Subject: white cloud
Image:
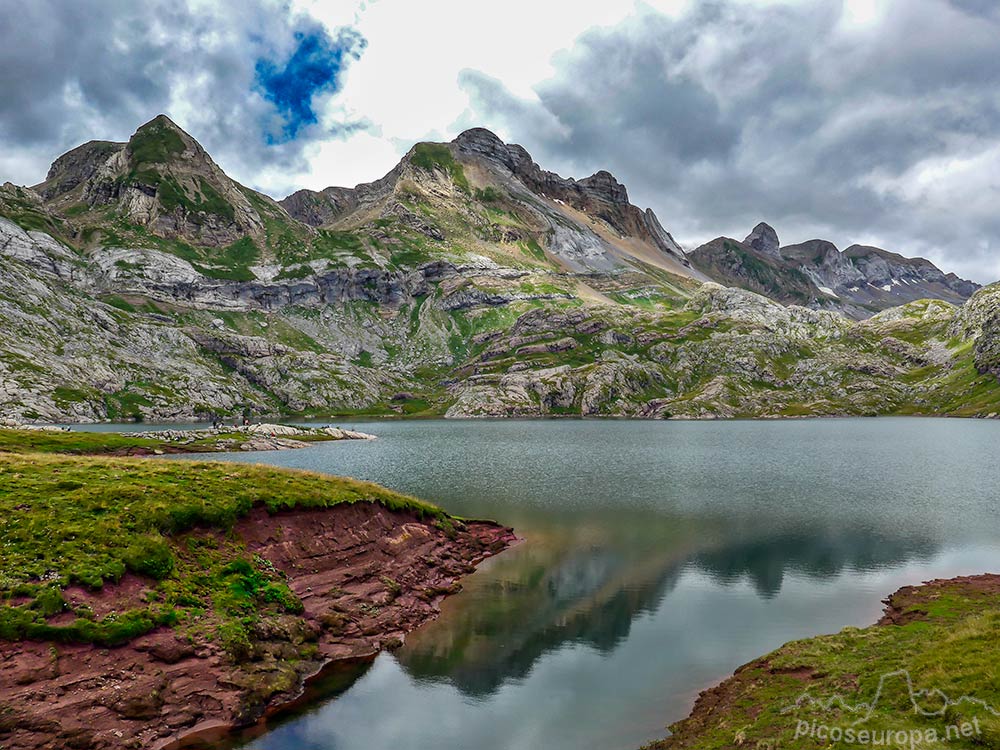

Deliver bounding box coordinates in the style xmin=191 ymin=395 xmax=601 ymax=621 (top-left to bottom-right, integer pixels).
xmin=266 ymin=0 xmax=694 ymax=194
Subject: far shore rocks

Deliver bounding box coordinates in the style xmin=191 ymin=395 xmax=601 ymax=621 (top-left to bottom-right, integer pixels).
xmin=0 ymin=421 xmax=376 ymax=452
xmin=132 ymin=423 xmax=376 ymax=452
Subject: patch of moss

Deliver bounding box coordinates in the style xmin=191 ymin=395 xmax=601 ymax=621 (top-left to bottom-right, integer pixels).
xmin=128 ymin=120 xmax=186 ymax=166
xmin=411 ymin=143 xmax=470 ymax=193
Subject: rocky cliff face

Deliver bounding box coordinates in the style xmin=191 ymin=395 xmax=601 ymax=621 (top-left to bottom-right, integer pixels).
xmin=451 ymin=128 xmax=691 ymax=268
xmin=35 ymin=140 xmax=125 ymax=202
xmin=743 ymin=222 xmax=780 ymax=257
xmin=280 ymin=186 xmax=358 ymax=227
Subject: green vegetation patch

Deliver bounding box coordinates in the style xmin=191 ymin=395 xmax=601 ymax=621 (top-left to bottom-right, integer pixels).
xmin=152 ymin=175 xmax=236 ymax=224
xmin=475 ymin=186 xmax=504 ymax=203
xmin=0 ymin=429 xmax=162 ymax=455
xmin=0 ymin=186 xmax=68 ymax=238
xmin=128 ymin=120 xmax=186 ymax=166
xmin=0 ymin=453 xmax=445 ymax=652
xmin=411 ymin=143 xmax=470 ymax=192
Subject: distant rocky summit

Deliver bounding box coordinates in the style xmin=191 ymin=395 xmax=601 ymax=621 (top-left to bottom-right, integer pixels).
xmin=743 ymin=222 xmax=781 ymax=257
xmin=0 ymin=116 xmax=997 ymax=423
xmin=689 ymin=222 xmax=979 ymax=318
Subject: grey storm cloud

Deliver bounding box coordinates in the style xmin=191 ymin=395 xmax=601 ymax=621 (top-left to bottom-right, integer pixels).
xmin=0 ymin=0 xmax=365 ymax=194
xmin=460 ymin=0 xmax=1000 ymax=283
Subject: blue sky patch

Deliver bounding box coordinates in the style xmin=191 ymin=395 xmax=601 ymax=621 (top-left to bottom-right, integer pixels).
xmin=255 ymin=26 xmax=366 ymax=143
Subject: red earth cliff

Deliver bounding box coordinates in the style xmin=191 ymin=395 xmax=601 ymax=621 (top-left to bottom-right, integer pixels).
xmin=0 ymin=504 xmax=515 ymax=750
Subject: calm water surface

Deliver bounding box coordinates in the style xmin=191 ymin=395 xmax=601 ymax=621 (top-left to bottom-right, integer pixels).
xmin=152 ymin=418 xmax=1000 ymax=750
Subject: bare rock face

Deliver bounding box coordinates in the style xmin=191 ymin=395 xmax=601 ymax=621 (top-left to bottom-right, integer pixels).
xmin=280 ymin=186 xmax=358 ymax=227
xmin=782 ymin=239 xmax=866 ymax=291
xmin=0 ymin=217 xmax=89 ymax=283
xmin=451 ymin=127 xmax=525 ymax=171
xmin=743 ymin=222 xmax=780 ymax=257
xmin=451 ymin=128 xmax=690 ymax=266
xmin=784 ymin=240 xmax=980 ymax=310
xmin=577 ymin=169 xmax=631 ymax=205
xmin=974 ymin=312 xmax=1000 ymax=379
xmin=34 ymin=140 xmax=125 ymax=202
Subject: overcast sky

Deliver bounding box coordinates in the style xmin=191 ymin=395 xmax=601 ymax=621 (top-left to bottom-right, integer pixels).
xmin=1 ymin=0 xmax=998 ymax=282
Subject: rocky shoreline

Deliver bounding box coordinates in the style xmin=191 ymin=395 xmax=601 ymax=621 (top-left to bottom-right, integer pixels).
xmin=0 ymin=504 xmax=515 ymax=750
xmin=0 ymin=422 xmax=376 ymax=454
xmin=128 ymin=423 xmax=377 ymax=453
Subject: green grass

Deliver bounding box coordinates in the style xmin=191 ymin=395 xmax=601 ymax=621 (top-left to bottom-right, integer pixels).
xmin=149 ymin=174 xmax=235 ymax=223
xmin=0 ymin=187 xmax=68 ymax=239
xmin=103 ymin=294 xmax=137 ymax=313
xmin=411 ymin=143 xmax=470 ymax=192
xmin=104 ymin=389 xmax=155 ymax=421
xmin=0 ymin=429 xmax=162 ymax=455
xmin=475 ymin=186 xmax=504 ymax=203
xmin=520 ymin=238 xmax=548 ymax=262
xmin=653 ymin=578 xmax=1000 ymax=750
xmin=0 ymin=452 xmax=446 ymax=652
xmin=128 ymin=119 xmax=186 ymax=166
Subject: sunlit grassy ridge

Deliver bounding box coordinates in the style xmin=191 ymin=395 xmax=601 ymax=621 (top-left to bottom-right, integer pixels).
xmin=0 ymin=453 xmax=445 ymax=653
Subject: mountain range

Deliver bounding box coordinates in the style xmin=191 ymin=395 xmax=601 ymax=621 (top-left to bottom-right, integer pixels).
xmin=689 ymin=222 xmax=979 ymax=318
xmin=1 ymin=115 xmax=998 ymax=422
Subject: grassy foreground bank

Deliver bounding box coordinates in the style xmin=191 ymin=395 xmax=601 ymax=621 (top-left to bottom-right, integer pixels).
xmin=651 ymin=576 xmax=1000 ymax=750
xmin=0 ymin=452 xmax=446 ymax=653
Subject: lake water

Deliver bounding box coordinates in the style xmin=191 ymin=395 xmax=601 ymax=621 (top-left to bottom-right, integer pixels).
xmin=156 ymin=418 xmax=1000 ymax=750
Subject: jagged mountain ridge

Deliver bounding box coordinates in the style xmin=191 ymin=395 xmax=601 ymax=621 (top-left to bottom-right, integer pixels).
xmin=1 ymin=115 xmax=998 ymax=423
xmin=689 ymin=222 xmax=979 ymax=318
xmin=278 ymin=126 xmax=698 ymax=281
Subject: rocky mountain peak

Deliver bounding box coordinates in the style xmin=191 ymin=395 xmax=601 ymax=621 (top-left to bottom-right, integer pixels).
xmin=453 ymin=127 xmax=506 ymax=151
xmin=451 ymin=127 xmax=532 ymax=174
xmin=34 ymin=114 xmax=275 ymax=249
xmin=744 ymin=222 xmax=780 ymax=257
xmin=452 ymin=128 xmax=686 ymax=265
xmin=578 ymin=170 xmax=630 ymax=206
xmin=781 ymin=239 xmax=841 ymax=263
xmin=126 ymin=114 xmax=210 ymax=168
xmin=35 ymin=140 xmax=125 ymax=202
xmin=692 ymin=228 xmax=981 ymax=317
